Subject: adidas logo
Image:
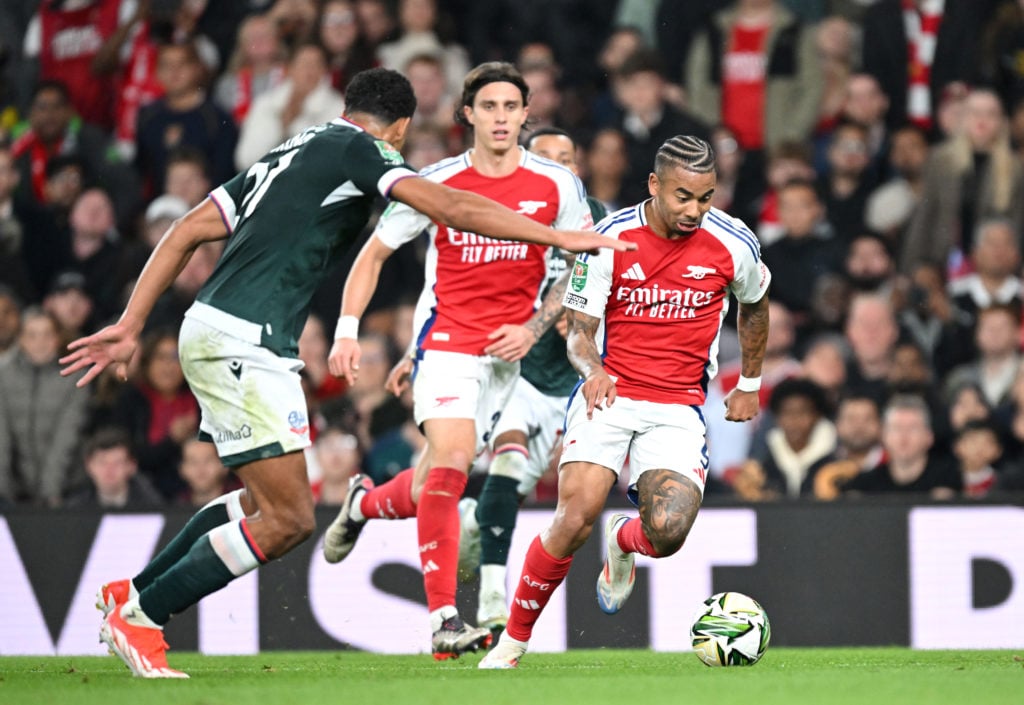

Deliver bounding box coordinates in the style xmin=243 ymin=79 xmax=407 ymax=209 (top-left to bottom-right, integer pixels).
xmin=621 ymin=263 xmax=647 ymax=280
xmin=515 ymin=598 xmax=541 ymax=610
xmin=422 ymin=559 xmax=440 ymax=574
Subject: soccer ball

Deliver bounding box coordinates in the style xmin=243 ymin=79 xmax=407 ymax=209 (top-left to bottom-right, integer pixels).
xmin=690 ymin=591 xmax=771 ymax=667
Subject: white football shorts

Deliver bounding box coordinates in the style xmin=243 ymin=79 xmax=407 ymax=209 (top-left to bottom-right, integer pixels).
xmin=412 ymin=349 xmax=519 ymax=454
xmin=491 ymin=376 xmax=570 ymax=495
xmin=179 ymin=310 xmax=311 ymax=467
xmin=559 ymin=392 xmax=709 ymax=502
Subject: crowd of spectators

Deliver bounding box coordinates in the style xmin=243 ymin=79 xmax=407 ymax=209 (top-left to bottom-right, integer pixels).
xmin=2 ymin=0 xmax=1024 ymax=510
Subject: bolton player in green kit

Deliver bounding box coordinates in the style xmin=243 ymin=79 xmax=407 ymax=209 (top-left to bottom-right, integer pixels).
xmin=59 ymin=68 xmax=633 ymax=678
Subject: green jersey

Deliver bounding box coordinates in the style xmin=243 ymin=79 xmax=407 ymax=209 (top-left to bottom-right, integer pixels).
xmin=519 ymin=196 xmax=608 ymax=396
xmin=197 ymin=119 xmax=416 ymax=356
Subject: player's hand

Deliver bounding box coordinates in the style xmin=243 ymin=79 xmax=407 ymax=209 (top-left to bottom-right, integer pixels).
xmin=581 ymin=367 xmax=617 ymax=420
xmin=556 ymin=230 xmax=638 ymax=255
xmin=724 ymin=389 xmax=760 ymax=422
xmin=59 ymin=322 xmax=139 ymax=388
xmin=328 ymin=338 xmax=361 ymax=386
xmin=385 ymin=356 xmax=414 ymax=396
xmin=485 ymin=324 xmax=537 ymax=362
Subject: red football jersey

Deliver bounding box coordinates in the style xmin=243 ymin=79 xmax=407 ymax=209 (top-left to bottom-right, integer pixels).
xmin=563 ymin=204 xmax=771 ymax=405
xmin=375 ymin=148 xmax=592 ymax=355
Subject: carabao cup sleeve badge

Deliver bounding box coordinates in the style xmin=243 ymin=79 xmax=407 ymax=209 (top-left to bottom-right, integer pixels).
xmin=571 ymin=261 xmax=588 ymax=292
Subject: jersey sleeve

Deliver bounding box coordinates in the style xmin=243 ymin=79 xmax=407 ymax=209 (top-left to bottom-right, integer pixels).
xmin=729 ymin=241 xmax=772 ymax=304
xmin=208 ymin=170 xmax=249 ymax=233
xmin=562 ymin=250 xmax=614 ymax=319
xmin=373 ymin=199 xmax=433 ymax=249
xmin=344 ymin=134 xmax=417 ymax=198
xmin=551 ymin=170 xmax=593 ymax=231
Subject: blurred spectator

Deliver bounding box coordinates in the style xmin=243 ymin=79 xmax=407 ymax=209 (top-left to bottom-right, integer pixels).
xmin=377 ymin=0 xmax=470 ymax=94
xmin=584 ymin=128 xmax=628 ymax=213
xmin=42 ymin=271 xmax=94 ymax=345
xmin=235 ymin=42 xmax=345 ymax=170
xmin=520 ymin=62 xmax=562 ymax=133
xmin=52 ymin=188 xmax=124 ymax=323
xmin=935 ymin=80 xmax=971 ymax=139
xmin=828 ymin=74 xmax=893 ymax=185
xmin=709 ymin=124 xmax=758 ymax=226
xmin=22 ymin=0 xmax=138 ymax=129
xmin=11 ymin=79 xmax=139 ymax=228
xmin=110 ymin=328 xmax=199 ymax=499
xmin=899 ymin=261 xmax=970 ymax=379
xmin=590 ymin=26 xmax=647 ymax=129
xmin=945 ymin=380 xmax=995 ymax=436
xmin=944 ymin=303 xmax=1022 ymax=409
xmin=844 ymin=231 xmax=898 ymax=296
xmin=402 ymin=123 xmax=450 ymax=170
xmin=902 ymin=87 xmax=1024 ymax=277
xmin=981 ymin=0 xmax=1024 ymax=112
xmin=686 ymin=0 xmax=822 ymax=162
xmin=610 ymin=48 xmax=710 ymax=205
xmin=266 ymin=0 xmax=319 ymax=51
xmin=0 ymin=144 xmax=38 ymax=304
xmin=811 ymin=393 xmax=885 ymax=500
xmin=734 ymin=377 xmax=837 ymax=501
xmin=707 ymin=300 xmax=803 ymax=483
xmin=754 ymin=139 xmax=816 ymax=246
xmin=405 ymin=53 xmax=456 ymax=132
xmin=800 ymin=333 xmax=849 ymax=406
xmin=298 ymin=312 xmax=347 ymax=406
xmin=164 ymin=147 xmax=212 ymax=209
xmin=310 ymin=426 xmax=361 ymax=504
xmin=842 ymin=394 xmax=960 ymax=498
xmin=948 ymin=218 xmax=1023 ymax=335
xmin=864 ymin=123 xmax=929 ymax=245
xmin=952 ymin=419 xmax=1006 ymax=498
xmin=814 ymin=16 xmax=859 ymax=137
xmin=176 ymin=437 xmax=239 ymax=507
xmin=136 ymin=38 xmax=237 ymax=195
xmin=41 ymin=154 xmax=87 ymax=230
xmin=214 ymin=13 xmax=287 ymax=126
xmin=817 ymin=120 xmax=876 ymax=243
xmin=860 ymin=0 xmax=992 ymax=132
xmin=0 ymin=286 xmax=21 ymax=368
xmin=355 ymin=0 xmax=398 ymax=50
xmin=143 ymin=240 xmax=223 ymax=334
xmin=66 ymin=426 xmax=164 ymax=508
xmin=761 ymin=179 xmax=843 ymax=335
xmin=844 ymin=292 xmax=901 ymax=405
xmin=0 ymin=307 xmax=88 ymax=507
xmin=346 ymin=332 xmax=404 ymax=450
xmin=317 ymin=0 xmax=378 ymax=95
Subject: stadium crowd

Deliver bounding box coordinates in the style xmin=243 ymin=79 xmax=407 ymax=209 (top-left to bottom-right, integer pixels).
xmin=2 ymin=0 xmax=1024 ymax=510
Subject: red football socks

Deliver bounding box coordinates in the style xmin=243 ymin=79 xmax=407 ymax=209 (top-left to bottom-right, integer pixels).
xmin=416 ymin=467 xmax=468 ymax=612
xmin=505 ymin=535 xmax=573 ymax=642
xmin=360 ymin=467 xmax=417 ymax=519
xmin=616 ymin=517 xmax=661 ymax=557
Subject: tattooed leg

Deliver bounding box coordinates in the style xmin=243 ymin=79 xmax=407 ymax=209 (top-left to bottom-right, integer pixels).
xmin=635 ymin=469 xmax=703 ymax=557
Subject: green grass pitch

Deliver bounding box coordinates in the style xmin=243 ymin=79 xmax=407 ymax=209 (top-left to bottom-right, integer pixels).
xmin=1 ymin=649 xmax=1021 ymax=705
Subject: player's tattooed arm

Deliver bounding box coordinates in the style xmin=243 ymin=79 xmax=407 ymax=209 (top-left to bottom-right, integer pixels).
xmin=567 ymin=308 xmax=616 ymax=418
xmin=524 ymin=252 xmax=575 ymax=341
xmin=737 ymin=294 xmax=769 ymax=378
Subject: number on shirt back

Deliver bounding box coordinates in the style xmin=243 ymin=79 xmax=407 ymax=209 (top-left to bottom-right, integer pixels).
xmin=237 ymin=149 xmax=299 ymax=223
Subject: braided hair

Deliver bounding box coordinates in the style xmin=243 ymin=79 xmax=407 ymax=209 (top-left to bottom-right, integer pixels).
xmin=654 ymin=135 xmax=716 ymax=176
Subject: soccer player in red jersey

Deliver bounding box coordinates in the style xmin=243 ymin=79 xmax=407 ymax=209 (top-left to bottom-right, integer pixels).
xmin=323 ymin=62 xmax=603 ymax=659
xmin=479 ymin=135 xmax=772 ymax=668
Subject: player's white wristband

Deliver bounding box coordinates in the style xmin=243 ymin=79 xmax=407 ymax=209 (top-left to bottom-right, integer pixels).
xmin=736 ymin=375 xmax=762 ymax=393
xmin=334 ymin=315 xmax=359 ymax=340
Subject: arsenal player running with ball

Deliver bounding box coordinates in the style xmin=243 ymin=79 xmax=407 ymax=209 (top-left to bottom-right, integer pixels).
xmin=480 ymin=135 xmax=772 ymax=669
xmin=322 ymin=62 xmax=627 ymax=660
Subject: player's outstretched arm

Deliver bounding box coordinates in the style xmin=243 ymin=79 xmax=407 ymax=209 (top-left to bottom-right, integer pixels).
xmin=566 ymin=308 xmax=616 ymax=419
xmin=389 ymin=177 xmax=637 ymax=255
xmin=328 ymin=234 xmax=397 ymax=385
xmin=724 ymin=294 xmax=770 ymax=422
xmin=59 ymin=198 xmax=229 ymax=387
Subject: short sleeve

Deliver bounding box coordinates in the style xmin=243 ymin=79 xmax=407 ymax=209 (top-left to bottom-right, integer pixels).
xmin=373 ymin=199 xmax=433 ymax=249
xmin=730 ymin=255 xmax=771 ymax=305
xmin=209 ymin=170 xmax=249 ymax=232
xmin=551 ymin=170 xmax=593 ymax=232
xmin=345 ymin=135 xmax=417 ymax=198
xmin=562 ymin=251 xmax=614 ymax=319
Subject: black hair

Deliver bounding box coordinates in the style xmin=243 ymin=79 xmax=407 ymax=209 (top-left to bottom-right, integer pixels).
xmin=31 ymin=79 xmax=71 ymax=104
xmin=83 ymin=427 xmax=134 ymax=460
xmin=343 ymin=68 xmax=417 ymax=125
xmin=768 ymin=377 xmax=831 ymax=417
xmin=526 ymin=126 xmax=575 ymax=150
xmin=454 ymin=62 xmax=530 ymax=128
xmin=654 ymin=135 xmax=716 ymax=176
xmin=614 ymin=48 xmax=666 ymax=80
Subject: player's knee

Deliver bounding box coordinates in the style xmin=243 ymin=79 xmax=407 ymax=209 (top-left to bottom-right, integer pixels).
xmin=645 ymin=521 xmax=690 ymax=557
xmin=269 ymin=508 xmax=316 ymax=555
xmin=551 ymin=506 xmax=597 ymax=547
